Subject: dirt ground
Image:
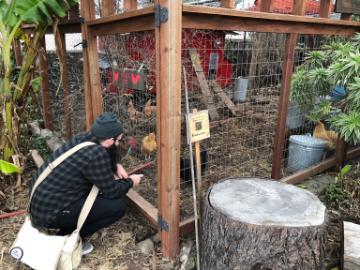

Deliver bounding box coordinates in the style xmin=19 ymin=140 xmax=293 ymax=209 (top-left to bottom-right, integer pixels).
xmin=0 ymin=164 xmax=178 ymax=270
xmin=1 ymin=158 xmax=359 ymax=270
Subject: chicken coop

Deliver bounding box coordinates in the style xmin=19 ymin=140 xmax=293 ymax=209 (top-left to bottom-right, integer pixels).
xmin=25 ymin=0 xmax=360 ymax=258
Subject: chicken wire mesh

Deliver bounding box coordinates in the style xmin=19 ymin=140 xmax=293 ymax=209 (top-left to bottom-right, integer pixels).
xmin=43 ymin=33 xmax=85 ymax=136
xmin=98 ymin=31 xmax=158 ymax=207
xmin=179 ymin=30 xmax=286 ymax=217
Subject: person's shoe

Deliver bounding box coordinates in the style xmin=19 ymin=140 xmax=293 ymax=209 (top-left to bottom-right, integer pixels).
xmin=82 ymin=241 xmax=94 ymax=255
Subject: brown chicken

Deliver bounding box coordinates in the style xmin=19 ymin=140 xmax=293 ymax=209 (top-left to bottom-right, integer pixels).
xmin=141 ymin=133 xmax=157 ymax=160
xmin=313 ymin=121 xmax=339 ymax=150
xmin=144 ymin=99 xmax=157 ymax=117
xmin=127 ymin=100 xmax=143 ymax=121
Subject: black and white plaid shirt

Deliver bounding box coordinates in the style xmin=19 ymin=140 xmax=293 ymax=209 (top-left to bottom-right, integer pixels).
xmin=29 ymin=132 xmax=133 ymax=228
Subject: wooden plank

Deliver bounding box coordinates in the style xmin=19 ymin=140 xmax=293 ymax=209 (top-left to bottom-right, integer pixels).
xmin=281 ymin=156 xmax=337 ymax=185
xmin=180 ymin=216 xmax=196 ymax=236
xmin=155 ymin=0 xmax=182 ymax=259
xmin=344 ymin=222 xmax=360 ymax=270
xmin=280 ymin=147 xmax=360 ymax=185
xmin=80 ymin=0 xmax=94 ymax=129
xmin=182 ymin=5 xmax=360 ymax=36
xmin=88 ymin=7 xmax=154 ymax=36
xmin=221 ymin=0 xmax=235 ymax=9
xmin=60 ymin=33 xmax=72 ymax=139
xmin=336 ymin=136 xmax=348 ymax=169
xmin=320 ymin=0 xmax=332 ymax=18
xmin=336 ymin=0 xmax=360 ymax=15
xmin=101 ymin=0 xmax=114 ymax=16
xmin=260 ymin=0 xmax=273 ymax=12
xmin=39 ymin=38 xmax=53 ymax=130
xmin=189 ymin=49 xmax=219 ymax=120
xmin=22 ymin=19 xmax=82 ymax=34
xmin=81 ymin=0 xmax=103 ymax=120
xmin=124 ymin=0 xmax=137 ymax=11
xmin=346 ymin=147 xmax=360 ymax=161
xmin=126 ymin=189 xmax=158 ymax=227
xmin=271 ymin=0 xmax=306 ymax=180
xmin=210 ymin=81 xmax=237 ymax=116
xmin=90 ymin=14 xmax=154 ymax=36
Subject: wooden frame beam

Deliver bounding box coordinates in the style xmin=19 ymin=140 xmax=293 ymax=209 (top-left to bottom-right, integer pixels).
xmin=22 ymin=19 xmax=81 ymax=34
xmin=88 ymin=7 xmax=154 ymax=36
xmin=182 ymin=5 xmax=360 ymax=35
xmin=81 ymin=0 xmax=103 ymax=121
xmin=155 ymin=0 xmax=182 ymax=259
xmin=39 ymin=38 xmax=53 ymax=130
xmin=271 ymin=0 xmax=306 ymax=180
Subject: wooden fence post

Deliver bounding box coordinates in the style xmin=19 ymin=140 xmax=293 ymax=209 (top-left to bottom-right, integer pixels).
xmin=271 ymin=0 xmax=306 ymax=180
xmin=39 ymin=38 xmax=53 ymax=130
xmin=80 ymin=0 xmax=103 ymax=129
xmin=155 ymin=0 xmax=182 ymax=259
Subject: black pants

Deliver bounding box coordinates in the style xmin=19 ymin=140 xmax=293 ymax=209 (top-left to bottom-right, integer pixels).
xmin=49 ymin=195 xmax=126 ymax=238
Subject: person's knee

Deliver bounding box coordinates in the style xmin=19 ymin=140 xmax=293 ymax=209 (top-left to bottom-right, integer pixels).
xmin=108 ymin=198 xmax=126 ymax=218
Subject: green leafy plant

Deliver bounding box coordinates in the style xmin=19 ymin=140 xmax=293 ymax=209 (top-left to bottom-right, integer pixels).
xmin=0 ymin=0 xmax=78 ymax=161
xmin=290 ymin=33 xmax=360 ymax=144
xmin=0 ymin=159 xmax=20 ymax=174
xmin=325 ymin=164 xmax=352 ymax=205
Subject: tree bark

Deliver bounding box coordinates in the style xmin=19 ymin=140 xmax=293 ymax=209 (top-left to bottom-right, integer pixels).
xmin=200 ymin=178 xmax=327 ymax=270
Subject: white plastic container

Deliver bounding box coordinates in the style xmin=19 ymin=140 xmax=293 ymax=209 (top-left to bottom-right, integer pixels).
xmin=287 ymin=135 xmax=327 ymax=172
xmin=233 ymin=77 xmax=248 ymax=102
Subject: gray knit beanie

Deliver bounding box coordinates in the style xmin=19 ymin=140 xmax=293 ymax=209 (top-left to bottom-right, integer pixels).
xmin=91 ymin=112 xmax=123 ymax=139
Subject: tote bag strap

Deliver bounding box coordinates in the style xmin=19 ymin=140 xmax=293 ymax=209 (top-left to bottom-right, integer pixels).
xmin=28 ymin=141 xmax=96 ymax=211
xmin=76 ymin=185 xmax=99 ymax=230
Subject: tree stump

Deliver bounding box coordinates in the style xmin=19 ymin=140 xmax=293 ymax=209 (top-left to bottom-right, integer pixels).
xmin=200 ymin=178 xmax=327 ymax=270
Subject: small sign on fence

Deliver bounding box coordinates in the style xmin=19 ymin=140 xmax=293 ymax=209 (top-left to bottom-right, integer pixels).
xmin=186 ymin=110 xmax=210 ymax=143
xmin=113 ymin=68 xmax=146 ymax=91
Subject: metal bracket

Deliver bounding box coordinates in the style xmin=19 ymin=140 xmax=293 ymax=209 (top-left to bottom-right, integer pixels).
xmin=155 ymin=4 xmax=168 ymax=27
xmin=74 ymin=40 xmax=88 ymax=49
xmin=158 ymin=213 xmax=169 ymax=232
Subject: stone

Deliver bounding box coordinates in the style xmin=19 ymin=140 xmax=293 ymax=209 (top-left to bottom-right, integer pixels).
xmin=137 ymin=238 xmax=154 ymax=255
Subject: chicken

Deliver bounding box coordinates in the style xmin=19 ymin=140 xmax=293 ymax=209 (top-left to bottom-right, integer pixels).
xmin=180 ymin=149 xmax=208 ymax=185
xmin=141 ymin=133 xmax=157 ymax=160
xmin=144 ymin=99 xmax=157 ymax=117
xmin=127 ymin=100 xmax=143 ymax=121
xmin=313 ymin=121 xmax=338 ymax=150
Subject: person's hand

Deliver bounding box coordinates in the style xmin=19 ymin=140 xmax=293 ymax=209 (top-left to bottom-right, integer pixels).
xmin=116 ymin=164 xmax=128 ymax=179
xmin=129 ymin=174 xmax=143 ymax=187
